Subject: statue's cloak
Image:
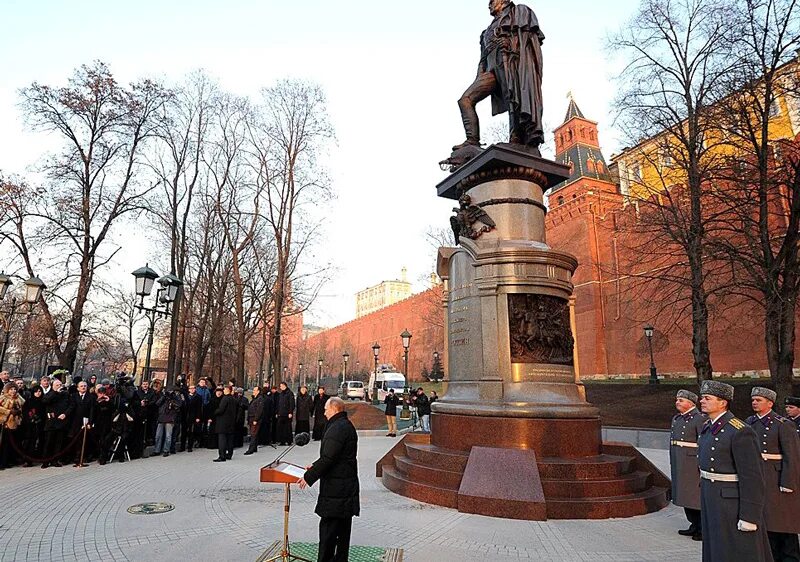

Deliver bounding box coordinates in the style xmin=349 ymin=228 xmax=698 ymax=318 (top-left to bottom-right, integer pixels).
xmin=479 ymin=3 xmax=544 ymax=139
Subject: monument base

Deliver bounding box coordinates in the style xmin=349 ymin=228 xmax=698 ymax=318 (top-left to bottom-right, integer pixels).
xmin=377 ymin=421 xmax=670 ymax=520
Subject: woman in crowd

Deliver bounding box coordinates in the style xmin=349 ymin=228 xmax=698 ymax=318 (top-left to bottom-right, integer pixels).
xmin=21 ymin=384 xmax=44 ymax=466
xmin=295 ymin=385 xmax=312 ymax=436
xmin=311 ymin=386 xmax=329 ymax=441
xmin=0 ymin=382 xmax=25 ymax=469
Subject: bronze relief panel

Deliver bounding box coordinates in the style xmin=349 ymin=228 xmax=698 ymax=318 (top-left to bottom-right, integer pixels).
xmin=508 ymin=294 xmax=574 ymax=365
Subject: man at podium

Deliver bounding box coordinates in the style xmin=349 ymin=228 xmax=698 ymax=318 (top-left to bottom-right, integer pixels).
xmin=298 ymin=397 xmax=360 ymax=562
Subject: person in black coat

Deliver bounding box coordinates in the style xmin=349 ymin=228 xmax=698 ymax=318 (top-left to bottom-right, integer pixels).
xmin=21 ymin=385 xmax=45 ymax=466
xmin=258 ymin=386 xmax=275 ymax=446
xmin=384 ymin=389 xmax=400 ymax=437
xmin=244 ymin=386 xmax=266 ymax=455
xmin=41 ymin=378 xmax=74 ymax=468
xmin=68 ymin=381 xmax=96 ymax=463
xmin=93 ymin=385 xmax=114 ymax=464
xmin=183 ymin=385 xmax=203 ymax=452
xmin=275 ymin=383 xmax=295 ymax=446
xmin=213 ymin=386 xmax=237 ymax=462
xmin=300 ymin=397 xmax=360 ymax=562
xmin=295 ymin=386 xmax=312 ymax=436
xmin=205 ymin=387 xmax=223 ymax=449
xmin=312 ymin=387 xmax=330 ymax=441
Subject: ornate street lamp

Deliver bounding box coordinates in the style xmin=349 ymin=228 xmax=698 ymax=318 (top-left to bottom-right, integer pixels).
xmin=0 ymin=274 xmax=46 ymax=371
xmin=317 ymin=358 xmax=323 ymax=389
xmin=299 ymin=362 xmax=304 ymax=387
xmin=23 ymin=276 xmax=46 ymax=308
xmin=342 ymin=352 xmax=349 ymax=387
xmin=0 ymin=273 xmax=12 ymax=301
xmin=132 ymin=265 xmax=183 ymax=386
xmin=400 ymin=329 xmax=412 ymax=419
xmin=644 ymin=324 xmax=659 ymax=385
xmin=372 ymin=342 xmax=381 ymax=405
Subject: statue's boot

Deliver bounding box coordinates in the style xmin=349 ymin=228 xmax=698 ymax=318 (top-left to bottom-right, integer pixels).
xmin=451 ymin=139 xmax=481 ymax=152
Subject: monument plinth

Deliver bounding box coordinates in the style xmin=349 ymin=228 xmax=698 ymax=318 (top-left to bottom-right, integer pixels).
xmin=378 ymin=146 xmax=669 ymax=520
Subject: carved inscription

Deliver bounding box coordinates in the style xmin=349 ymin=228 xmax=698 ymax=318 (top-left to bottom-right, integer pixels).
xmin=508 ymin=294 xmax=574 ymax=365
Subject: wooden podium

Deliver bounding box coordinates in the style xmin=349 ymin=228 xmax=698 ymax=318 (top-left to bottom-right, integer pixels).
xmin=259 ymin=461 xmax=313 ymax=562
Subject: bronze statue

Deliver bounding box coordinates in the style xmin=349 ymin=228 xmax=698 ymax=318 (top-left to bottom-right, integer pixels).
xmin=443 ymin=0 xmax=545 ymax=170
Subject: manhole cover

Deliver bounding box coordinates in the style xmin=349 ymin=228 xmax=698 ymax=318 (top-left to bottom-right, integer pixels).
xmin=127 ymin=502 xmax=175 ymax=515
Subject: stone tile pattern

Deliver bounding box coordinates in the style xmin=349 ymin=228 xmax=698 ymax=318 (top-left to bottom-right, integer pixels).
xmin=0 ymin=441 xmax=699 ymax=562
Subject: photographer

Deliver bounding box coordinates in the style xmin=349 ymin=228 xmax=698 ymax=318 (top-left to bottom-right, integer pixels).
xmin=153 ymin=386 xmax=183 ymax=457
xmin=136 ymin=380 xmax=156 ymax=446
xmin=108 ymin=376 xmax=137 ymax=463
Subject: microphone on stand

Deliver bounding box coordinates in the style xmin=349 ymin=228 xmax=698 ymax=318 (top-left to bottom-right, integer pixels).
xmin=270 ymin=432 xmax=311 ymax=466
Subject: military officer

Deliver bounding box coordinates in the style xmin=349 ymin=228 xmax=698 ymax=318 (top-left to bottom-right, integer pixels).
xmin=785 ymin=396 xmax=800 ymax=435
xmin=747 ymin=387 xmax=800 ymax=562
xmin=698 ymin=380 xmax=773 ymax=562
xmin=670 ymin=389 xmax=705 ymax=540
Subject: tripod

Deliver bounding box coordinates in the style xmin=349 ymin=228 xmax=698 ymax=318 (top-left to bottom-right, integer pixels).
xmin=108 ymin=435 xmax=130 ymax=464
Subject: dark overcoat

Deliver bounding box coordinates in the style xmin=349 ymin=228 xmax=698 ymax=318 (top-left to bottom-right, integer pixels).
xmin=214 ymin=395 xmax=238 ymax=434
xmin=303 ymin=411 xmax=360 ymax=518
xmin=295 ymin=392 xmax=312 ymax=422
xmin=669 ymin=407 xmax=705 ymax=509
xmin=247 ymin=394 xmax=265 ymax=423
xmin=43 ymin=389 xmax=73 ymax=431
xmin=698 ymin=411 xmax=773 ymax=562
xmin=746 ymin=411 xmax=800 ymax=534
xmin=276 ymin=389 xmax=295 ymax=417
xmin=69 ymin=392 xmax=96 ymax=435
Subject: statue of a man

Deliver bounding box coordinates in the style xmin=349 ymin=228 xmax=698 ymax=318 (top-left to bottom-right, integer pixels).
xmin=454 ymin=0 xmax=545 ymax=152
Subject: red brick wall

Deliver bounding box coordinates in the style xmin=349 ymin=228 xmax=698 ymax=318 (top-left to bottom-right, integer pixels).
xmin=301 ymin=287 xmax=445 ymax=382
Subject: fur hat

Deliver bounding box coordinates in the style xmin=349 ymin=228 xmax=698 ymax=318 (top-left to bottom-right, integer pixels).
xmin=700 ymin=380 xmax=734 ymax=401
xmin=751 ymin=387 xmax=777 ymax=403
xmin=785 ymin=396 xmax=800 ymax=407
xmin=676 ymin=389 xmax=698 ymax=403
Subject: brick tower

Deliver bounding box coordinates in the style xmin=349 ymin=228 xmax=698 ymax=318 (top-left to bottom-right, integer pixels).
xmin=546 ymin=96 xmax=622 ymax=379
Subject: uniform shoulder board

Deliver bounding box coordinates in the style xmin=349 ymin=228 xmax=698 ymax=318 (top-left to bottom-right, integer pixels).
xmin=774 ymin=415 xmax=786 ymax=423
xmin=729 ymin=418 xmax=746 ymax=430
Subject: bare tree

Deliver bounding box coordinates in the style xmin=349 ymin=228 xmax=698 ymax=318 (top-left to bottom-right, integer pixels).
xmin=609 ymin=0 xmax=735 ymax=381
xmin=4 ymin=62 xmax=169 ymax=372
xmin=253 ymin=80 xmax=334 ymax=385
xmin=149 ymin=71 xmax=217 ymax=385
xmin=710 ymin=0 xmax=800 ymax=401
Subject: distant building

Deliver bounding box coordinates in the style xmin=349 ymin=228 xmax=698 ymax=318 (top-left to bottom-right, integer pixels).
xmin=355 ymin=267 xmax=412 ymax=318
xmin=303 ymin=324 xmax=327 ymax=339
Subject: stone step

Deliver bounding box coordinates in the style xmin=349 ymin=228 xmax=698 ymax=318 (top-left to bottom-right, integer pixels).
xmin=546 ymin=486 xmax=670 ymax=520
xmin=404 ymin=442 xmax=470 ymax=472
xmin=542 ymin=470 xmax=652 ymax=498
xmin=381 ymin=465 xmax=459 ymax=509
xmin=538 ymin=454 xmax=634 ymax=479
xmin=394 ymin=454 xmax=464 ymax=489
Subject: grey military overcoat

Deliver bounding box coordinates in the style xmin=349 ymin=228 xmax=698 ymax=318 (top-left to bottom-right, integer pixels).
xmin=698 ymin=411 xmax=773 ymax=562
xmin=746 ymin=411 xmax=800 ymax=534
xmin=669 ymin=407 xmax=705 ymax=509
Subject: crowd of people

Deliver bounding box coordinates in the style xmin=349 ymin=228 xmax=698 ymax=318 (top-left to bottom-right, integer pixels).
xmin=0 ymin=369 xmax=334 ymax=470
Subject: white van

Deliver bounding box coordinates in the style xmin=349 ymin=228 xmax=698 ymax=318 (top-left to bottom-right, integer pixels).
xmin=339 ymin=380 xmax=365 ymax=400
xmin=368 ymin=370 xmax=407 ymax=402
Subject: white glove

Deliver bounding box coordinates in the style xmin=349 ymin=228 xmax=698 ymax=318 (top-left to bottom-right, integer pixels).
xmin=780 ymin=487 xmax=793 ymax=493
xmin=737 ymin=520 xmax=757 ymax=532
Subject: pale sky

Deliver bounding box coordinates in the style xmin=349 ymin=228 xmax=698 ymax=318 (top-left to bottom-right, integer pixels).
xmin=0 ymin=0 xmax=639 ymax=327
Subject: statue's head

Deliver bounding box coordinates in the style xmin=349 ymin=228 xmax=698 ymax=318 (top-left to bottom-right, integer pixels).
xmin=489 ymin=0 xmax=511 ymax=17
xmin=459 ymin=194 xmax=472 ymax=207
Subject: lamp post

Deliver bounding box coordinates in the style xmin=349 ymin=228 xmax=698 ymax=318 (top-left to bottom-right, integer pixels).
xmin=299 ymin=362 xmax=304 ymax=387
xmin=433 ymin=350 xmax=440 ymax=381
xmin=342 ymin=352 xmax=349 ymax=386
xmin=283 ymin=365 xmax=288 ymax=386
xmin=644 ymin=324 xmax=659 ymax=385
xmin=400 ymin=329 xmax=412 ymax=419
xmin=372 ymin=342 xmax=381 ymax=405
xmin=317 ymin=358 xmax=323 ymax=389
xmin=132 ymin=265 xmax=183 ymax=386
xmin=0 ymin=273 xmax=46 ymax=371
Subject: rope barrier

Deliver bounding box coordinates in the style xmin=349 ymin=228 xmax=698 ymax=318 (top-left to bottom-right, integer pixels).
xmin=7 ymin=428 xmax=87 ymax=463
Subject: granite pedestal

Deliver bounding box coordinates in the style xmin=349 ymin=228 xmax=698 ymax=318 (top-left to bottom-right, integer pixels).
xmin=378 ymin=144 xmax=669 ymax=520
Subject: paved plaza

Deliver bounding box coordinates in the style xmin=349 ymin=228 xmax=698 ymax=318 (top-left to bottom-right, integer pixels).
xmin=0 ymin=436 xmax=700 ymax=562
